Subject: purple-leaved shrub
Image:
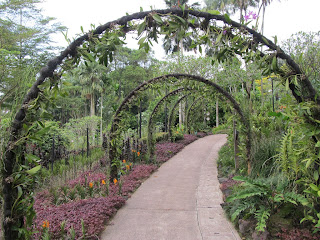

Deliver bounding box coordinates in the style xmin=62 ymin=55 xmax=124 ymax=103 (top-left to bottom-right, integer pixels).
xmin=31 ymin=134 xmax=201 ymax=239
xmin=33 ymin=165 xmax=157 ymax=239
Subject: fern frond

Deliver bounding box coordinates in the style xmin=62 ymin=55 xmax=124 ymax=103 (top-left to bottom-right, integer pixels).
xmin=255 ymin=206 xmax=270 ymax=232
xmin=284 ymin=191 xmax=308 ymax=206
xmin=230 ymin=201 xmax=253 ymax=222
xmin=226 ymin=188 xmax=265 ymax=202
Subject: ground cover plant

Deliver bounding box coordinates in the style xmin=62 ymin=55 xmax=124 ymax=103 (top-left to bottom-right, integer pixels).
xmin=30 ymin=134 xmax=203 ymax=239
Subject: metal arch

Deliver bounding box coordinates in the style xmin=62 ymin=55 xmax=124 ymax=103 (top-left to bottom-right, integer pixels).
xmin=168 ymin=93 xmax=191 ymax=139
xmin=3 ymin=8 xmax=313 ymax=238
xmin=108 ymin=74 xmax=251 ymax=180
xmin=146 ymin=87 xmax=190 ymax=157
xmin=185 ymin=96 xmax=204 ymax=134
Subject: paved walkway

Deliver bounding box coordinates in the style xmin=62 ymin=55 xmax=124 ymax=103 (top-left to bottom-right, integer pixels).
xmin=101 ymin=134 xmax=241 ymax=240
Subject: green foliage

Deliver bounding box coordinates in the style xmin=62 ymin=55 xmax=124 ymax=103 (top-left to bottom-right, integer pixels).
xmin=217 ymin=143 xmax=236 ymax=177
xmin=170 ymin=130 xmax=184 ymax=142
xmin=226 ymin=175 xmax=307 ymax=232
xmin=2 ymin=4 xmax=320 ymax=238
xmin=212 ymin=123 xmax=228 ymax=134
xmin=250 ymin=135 xmax=280 ymax=178
xmin=275 ymin=102 xmax=319 ymax=181
xmin=63 ymin=116 xmax=101 ymax=150
xmin=283 ymin=31 xmax=320 ymax=91
xmin=39 ymin=148 xmax=105 ymax=188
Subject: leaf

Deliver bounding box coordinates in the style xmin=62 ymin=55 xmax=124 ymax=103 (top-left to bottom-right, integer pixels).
xmin=216 ymin=32 xmax=223 ymax=44
xmin=224 ymin=13 xmax=231 ymax=24
xmin=137 ymin=20 xmax=146 ymax=36
xmin=285 ymin=79 xmax=289 ymax=91
xmin=174 ymin=15 xmax=187 ymax=25
xmin=83 ymin=52 xmax=95 ymax=62
xmin=226 ymin=190 xmax=263 ymax=202
xmin=36 ymin=126 xmax=51 ymax=136
xmin=271 ymin=56 xmax=277 ymax=70
xmin=306 ymin=158 xmax=313 ymax=168
xmin=152 ymin=14 xmax=163 ymax=24
xmin=12 ymin=185 xmax=23 ymax=211
xmin=26 ymin=165 xmax=41 ymax=175
xmin=208 ymin=10 xmax=220 ymax=15
xmin=268 ymin=111 xmax=282 ymax=117
xmin=232 ymin=176 xmax=247 ymax=182
xmin=138 ymin=36 xmax=147 ymax=45
xmin=310 ymin=184 xmax=319 ymax=192
xmin=17 ymin=185 xmax=23 ymax=199
xmin=180 ymin=4 xmax=185 ymax=12
xmin=273 ymin=35 xmax=277 ymax=45
xmin=25 ymin=154 xmax=41 ymax=164
xmin=262 ymin=37 xmax=269 ymax=45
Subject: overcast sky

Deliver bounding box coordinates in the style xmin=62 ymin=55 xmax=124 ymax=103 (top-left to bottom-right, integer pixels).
xmin=39 ymin=0 xmax=320 ymax=59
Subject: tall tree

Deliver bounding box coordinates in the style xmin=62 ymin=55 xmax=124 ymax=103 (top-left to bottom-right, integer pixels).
xmin=0 ymin=0 xmax=65 ymax=115
xmin=74 ymin=61 xmax=108 ymax=117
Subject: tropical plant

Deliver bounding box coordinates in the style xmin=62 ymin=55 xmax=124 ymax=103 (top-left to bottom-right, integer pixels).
xmin=226 ymin=176 xmax=307 ymax=232
xmin=72 ymin=61 xmax=108 ymax=117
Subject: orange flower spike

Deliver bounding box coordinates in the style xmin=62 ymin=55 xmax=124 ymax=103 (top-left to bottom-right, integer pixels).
xmin=42 ymin=220 xmax=49 ymax=228
xmin=129 ymin=163 xmax=132 ymax=166
xmin=89 ymin=182 xmax=93 ymax=188
xmin=126 ymin=165 xmax=130 ymax=170
xmin=101 ymin=179 xmax=106 ymax=185
xmin=137 ymin=152 xmax=140 ymax=157
xmin=122 ymin=159 xmax=126 ymax=163
xmin=113 ymin=178 xmax=118 ymax=185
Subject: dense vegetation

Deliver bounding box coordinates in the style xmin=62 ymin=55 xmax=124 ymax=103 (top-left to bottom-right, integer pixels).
xmin=0 ymin=0 xmax=320 ymax=239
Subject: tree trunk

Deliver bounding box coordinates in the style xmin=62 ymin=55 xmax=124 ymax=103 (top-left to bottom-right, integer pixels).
xmin=100 ymin=92 xmax=103 ymax=145
xmin=179 ymin=101 xmax=183 ymax=129
xmin=261 ymin=77 xmax=264 ymax=107
xmin=216 ymin=98 xmax=219 ymax=127
xmin=139 ymin=101 xmax=142 ymax=138
xmin=90 ymin=94 xmax=95 ymax=116
xmin=233 ymin=118 xmax=239 ymax=171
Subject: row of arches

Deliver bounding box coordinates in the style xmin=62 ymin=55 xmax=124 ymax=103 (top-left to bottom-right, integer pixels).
xmin=107 ymin=73 xmax=251 ymax=179
xmin=2 ymin=7 xmax=317 ymax=239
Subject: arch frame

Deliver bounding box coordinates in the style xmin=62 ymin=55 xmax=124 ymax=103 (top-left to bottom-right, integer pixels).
xmin=3 ymin=8 xmax=315 ymax=238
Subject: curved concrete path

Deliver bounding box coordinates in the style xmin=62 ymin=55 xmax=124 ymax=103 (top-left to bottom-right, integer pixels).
xmin=101 ymin=134 xmax=241 ymax=240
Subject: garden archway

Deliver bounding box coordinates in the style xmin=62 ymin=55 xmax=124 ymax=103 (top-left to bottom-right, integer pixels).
xmin=2 ymin=7 xmax=318 ymax=239
xmin=108 ymin=73 xmax=250 ymax=180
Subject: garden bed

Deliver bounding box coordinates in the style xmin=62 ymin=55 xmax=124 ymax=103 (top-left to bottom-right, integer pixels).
xmin=32 ymin=133 xmax=205 ymax=239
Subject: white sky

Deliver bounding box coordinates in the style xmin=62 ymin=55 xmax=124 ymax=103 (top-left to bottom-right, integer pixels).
xmin=39 ymin=0 xmax=320 ymax=59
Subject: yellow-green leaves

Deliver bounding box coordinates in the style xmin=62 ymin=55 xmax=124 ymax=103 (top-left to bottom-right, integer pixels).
xmin=207 ymin=10 xmax=220 ymax=15
xmin=216 ymin=32 xmax=223 ymax=44
xmin=224 ymin=13 xmax=231 ymax=24
xmin=26 ymin=165 xmax=41 ymax=175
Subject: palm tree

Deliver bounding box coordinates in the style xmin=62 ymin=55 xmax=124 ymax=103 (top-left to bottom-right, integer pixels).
xmin=74 ymin=61 xmax=107 ymax=117
xmin=204 ymin=0 xmax=258 ymax=21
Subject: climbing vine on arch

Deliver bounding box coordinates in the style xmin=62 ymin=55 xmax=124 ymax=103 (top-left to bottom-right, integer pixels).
xmin=2 ymin=6 xmax=320 ymax=239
